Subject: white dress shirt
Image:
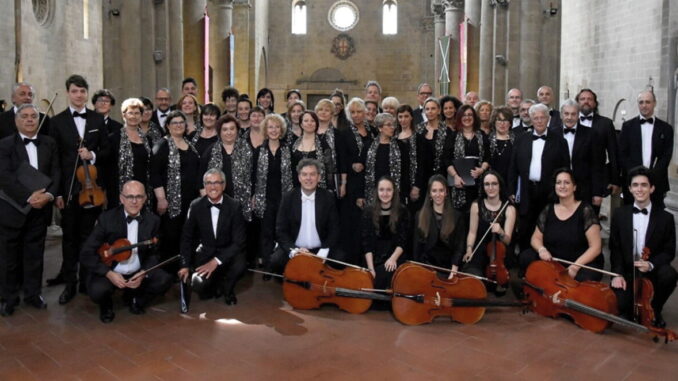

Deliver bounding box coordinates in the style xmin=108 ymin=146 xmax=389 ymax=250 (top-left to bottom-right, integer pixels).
xmin=640 ymin=117 xmax=654 ymax=168
xmin=579 ymin=112 xmax=593 ymax=128
xmin=19 ymin=132 xmax=39 ymax=170
xmin=293 ymin=191 xmax=328 ymax=258
xmin=632 ymin=203 xmax=652 ymax=262
xmin=529 ymin=131 xmax=547 ymax=182
xmin=156 ymin=109 xmax=169 ymax=129
xmin=114 ymin=212 xmax=142 ymax=275
xmin=563 ymin=125 xmax=576 ymax=161
xmin=69 ymin=106 xmax=97 ymax=164
xmin=209 ymin=197 xmax=224 ymax=265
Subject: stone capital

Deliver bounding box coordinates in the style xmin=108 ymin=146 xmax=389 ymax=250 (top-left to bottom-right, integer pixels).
xmin=442 ymin=0 xmax=465 ymax=11
xmin=212 ymin=0 xmax=234 ymax=8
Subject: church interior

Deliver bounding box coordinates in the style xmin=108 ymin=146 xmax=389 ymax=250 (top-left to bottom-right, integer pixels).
xmin=1 ymin=0 xmax=678 ymax=379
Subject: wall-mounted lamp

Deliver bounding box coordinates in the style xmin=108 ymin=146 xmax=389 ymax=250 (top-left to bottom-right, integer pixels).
xmin=495 ymin=55 xmax=507 ymax=66
xmin=543 ymin=2 xmax=558 ymax=16
xmin=109 ymin=8 xmax=120 ymax=17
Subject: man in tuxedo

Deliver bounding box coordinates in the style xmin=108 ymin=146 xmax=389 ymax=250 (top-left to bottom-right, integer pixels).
xmin=267 ymin=159 xmax=341 ymax=275
xmin=151 ymin=88 xmax=172 ymax=132
xmin=538 ymin=85 xmax=562 ymax=128
xmin=576 ymin=88 xmax=621 ymax=211
xmin=549 ymin=99 xmax=604 ymax=207
xmin=412 ymin=83 xmax=433 ymax=126
xmin=80 ymin=181 xmax=172 ymax=323
xmin=506 ymin=88 xmax=523 ymax=128
xmin=464 ymin=91 xmax=479 ymax=107
xmin=179 ymin=169 xmax=246 ymax=305
xmin=618 ymin=90 xmax=674 ymax=208
xmin=509 ymin=103 xmax=570 ymax=252
xmin=514 ymin=99 xmax=535 ymax=135
xmin=92 ymin=89 xmax=122 ymax=133
xmin=0 ymin=104 xmax=60 ymax=316
xmin=609 ymin=167 xmax=677 ymax=328
xmin=0 ymin=82 xmax=51 ymax=138
xmin=49 ymin=74 xmax=110 ymax=305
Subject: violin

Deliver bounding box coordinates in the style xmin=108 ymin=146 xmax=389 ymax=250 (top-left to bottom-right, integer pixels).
xmin=485 ymin=233 xmax=510 ymax=287
xmin=282 ymin=253 xmax=386 ymax=314
xmin=634 ymin=247 xmax=655 ymax=327
xmin=98 ymin=237 xmax=159 ymax=267
xmin=523 ymin=260 xmax=677 ymax=341
xmin=390 ymin=262 xmax=523 ymax=326
xmin=76 ymin=158 xmax=106 ymax=208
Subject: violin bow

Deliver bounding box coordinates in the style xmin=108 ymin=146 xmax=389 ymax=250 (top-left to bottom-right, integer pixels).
xmin=36 ymin=92 xmax=58 ymax=135
xmin=407 ymin=260 xmax=498 ymax=284
xmin=129 ymin=255 xmax=180 ymax=282
xmin=551 ymin=258 xmax=622 ymax=278
xmin=66 ymin=136 xmax=87 ymax=205
xmin=298 ymin=251 xmax=372 ymax=272
xmin=465 ymin=200 xmax=510 ymax=263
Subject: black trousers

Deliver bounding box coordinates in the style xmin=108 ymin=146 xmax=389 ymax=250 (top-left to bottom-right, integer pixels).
xmin=159 ymin=211 xmax=187 ymax=275
xmin=0 ymin=208 xmax=50 ymax=303
xmin=258 ymin=203 xmax=279 ymax=268
xmin=88 ymin=268 xmax=172 ymax=308
xmin=518 ymin=248 xmax=603 ymax=282
xmin=61 ymin=201 xmax=101 ymax=285
xmin=517 ymin=182 xmax=550 ymax=252
xmin=613 ymin=264 xmax=678 ymax=317
xmin=194 ymin=253 xmax=247 ymax=296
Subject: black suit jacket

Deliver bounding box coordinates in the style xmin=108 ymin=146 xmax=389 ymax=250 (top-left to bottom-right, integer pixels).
xmin=549 ymin=123 xmax=605 ymax=201
xmin=590 ymin=114 xmax=620 ymax=188
xmin=181 ymin=195 xmax=246 ymax=267
xmin=508 ymin=131 xmax=570 ymax=215
xmin=104 ymin=117 xmax=123 ymax=134
xmin=618 ymin=116 xmax=674 ymax=195
xmin=0 ymin=109 xmax=51 ymax=139
xmin=0 ymin=133 xmax=60 ymax=228
xmin=548 ymin=109 xmax=562 ymax=129
xmin=79 ymin=206 xmax=161 ymax=277
xmin=412 ymin=106 xmax=424 ymax=127
xmin=609 ymin=204 xmax=675 ymax=279
xmin=150 ymin=109 xmax=170 ymax=135
xmin=276 ymin=188 xmax=339 ymax=254
xmin=49 ymin=108 xmax=110 ymax=199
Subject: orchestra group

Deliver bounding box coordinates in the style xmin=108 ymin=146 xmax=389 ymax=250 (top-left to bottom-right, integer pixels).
xmin=0 ymin=75 xmax=676 ymax=334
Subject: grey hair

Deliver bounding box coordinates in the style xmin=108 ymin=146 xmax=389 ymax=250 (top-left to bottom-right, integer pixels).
xmin=417 ymin=83 xmax=432 ymax=93
xmin=559 ymin=99 xmax=579 ymax=113
xmin=296 ymin=158 xmax=323 ymax=174
xmin=365 ymin=80 xmax=382 ymax=94
xmin=13 ymin=82 xmax=35 ymax=96
xmin=381 ymin=96 xmax=400 ymax=110
xmin=203 ymin=168 xmax=226 ymax=185
xmin=374 ymin=113 xmax=396 ymax=129
xmin=521 ymin=99 xmax=536 ymax=107
xmin=345 ymin=97 xmax=366 ymax=124
xmin=15 ymin=103 xmax=38 ymax=115
xmin=528 ymin=103 xmax=549 ymax=118
xmin=157 ymin=87 xmax=171 ymax=94
xmin=506 ymin=88 xmax=523 ymax=101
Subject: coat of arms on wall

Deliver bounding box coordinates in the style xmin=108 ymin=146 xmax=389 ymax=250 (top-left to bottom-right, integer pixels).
xmin=331 ymin=33 xmax=356 ymax=60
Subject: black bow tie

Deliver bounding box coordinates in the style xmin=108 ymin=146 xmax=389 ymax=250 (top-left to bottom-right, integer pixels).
xmin=523 ymin=126 xmax=532 ymax=132
xmin=513 ymin=115 xmax=521 ymax=120
xmin=640 ymin=117 xmax=654 ymax=125
xmin=126 ymin=215 xmax=141 ymax=224
xmin=563 ymin=128 xmax=576 ymax=135
xmin=210 ymin=203 xmax=221 ymax=209
xmin=160 ymin=113 xmax=167 ymax=118
xmin=23 ymin=137 xmax=39 ymax=146
xmin=73 ymin=111 xmax=86 ymax=119
xmin=580 ymin=115 xmax=593 ymax=122
xmin=632 ymin=207 xmax=648 ymax=215
xmin=532 ymin=134 xmax=546 ymax=141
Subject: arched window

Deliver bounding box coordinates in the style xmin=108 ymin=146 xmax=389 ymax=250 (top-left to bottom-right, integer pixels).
xmin=292 ymin=0 xmax=307 ymax=35
xmin=382 ymin=0 xmax=397 ymax=35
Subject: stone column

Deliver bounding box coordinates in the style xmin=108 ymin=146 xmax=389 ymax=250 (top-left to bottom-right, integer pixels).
xmin=444 ymin=0 xmax=464 ymax=96
xmin=233 ymin=0 xmax=251 ymax=96
xmin=168 ymin=0 xmax=185 ymax=99
xmin=210 ymin=0 xmax=234 ymax=109
xmin=492 ymin=2 xmax=508 ymax=104
xmin=465 ymin=0 xmax=481 ymax=94
xmin=519 ymin=0 xmax=541 ymax=99
xmin=183 ymin=0 xmax=206 ymax=102
xmin=432 ymin=1 xmax=446 ymax=96
xmin=478 ymin=0 xmax=493 ymax=100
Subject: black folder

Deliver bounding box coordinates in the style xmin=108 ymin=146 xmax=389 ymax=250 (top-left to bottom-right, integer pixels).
xmin=450 ymin=157 xmax=480 ymax=187
xmin=0 ymin=162 xmax=52 ymax=215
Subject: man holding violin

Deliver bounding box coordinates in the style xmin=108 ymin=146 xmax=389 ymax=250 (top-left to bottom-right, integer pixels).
xmin=49 ymin=74 xmax=110 ymax=305
xmin=609 ymin=166 xmax=677 ymax=328
xmin=0 ymin=104 xmax=60 ymax=316
xmin=80 ymin=180 xmax=172 ymax=323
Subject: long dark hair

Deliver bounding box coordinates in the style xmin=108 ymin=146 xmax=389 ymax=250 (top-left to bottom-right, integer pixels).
xmin=417 ymin=175 xmax=456 ymax=240
xmin=455 ymin=104 xmax=480 ymax=132
xmin=371 ymin=176 xmax=402 ymax=234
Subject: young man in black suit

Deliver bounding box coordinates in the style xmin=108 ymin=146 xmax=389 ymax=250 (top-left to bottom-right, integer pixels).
xmin=509 ymin=103 xmax=570 ymax=252
xmin=179 ymin=169 xmax=247 ymax=305
xmin=267 ymin=158 xmax=341 ymax=275
xmin=49 ymin=74 xmax=110 ymax=305
xmin=80 ymin=181 xmax=172 ymax=323
xmin=548 ymin=99 xmax=605 ymax=207
xmin=618 ymin=90 xmax=674 ymax=208
xmin=609 ymin=167 xmax=677 ymax=328
xmin=0 ymin=104 xmax=60 ymax=316
xmin=0 ymin=82 xmax=51 ymax=139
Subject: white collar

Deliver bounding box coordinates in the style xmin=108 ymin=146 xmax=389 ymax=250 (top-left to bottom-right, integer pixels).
xmin=301 ymin=191 xmax=316 ymax=201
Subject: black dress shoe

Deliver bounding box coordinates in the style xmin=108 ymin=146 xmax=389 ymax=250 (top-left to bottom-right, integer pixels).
xmin=99 ymin=305 xmax=115 ymax=323
xmin=46 ymin=272 xmax=65 ymax=287
xmin=24 ymin=295 xmax=47 ymax=309
xmin=128 ymin=298 xmax=146 ymax=315
xmin=0 ymin=302 xmax=15 ymax=317
xmin=224 ymin=293 xmax=238 ymax=305
xmin=59 ymin=284 xmax=77 ymax=305
xmin=653 ymin=312 xmax=667 ymax=329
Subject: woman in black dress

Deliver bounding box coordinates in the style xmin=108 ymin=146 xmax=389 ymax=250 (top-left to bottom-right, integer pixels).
xmin=416 ymin=98 xmax=450 ymax=192
xmin=243 ymin=106 xmax=266 ymax=150
xmin=519 ymin=168 xmax=603 ymax=281
xmin=330 ymin=89 xmax=350 ymax=132
xmin=396 ymin=105 xmax=421 ymax=209
xmin=291 ymin=111 xmax=326 ymax=188
xmin=475 ymin=100 xmax=494 ymax=135
xmin=152 ymin=110 xmax=201 ymax=265
xmin=176 ymin=94 xmax=201 ymax=138
xmin=199 ymin=114 xmax=253 ymax=222
xmin=236 ymin=95 xmax=252 ymax=130
xmin=362 ymin=176 xmax=409 ymax=291
xmin=106 ymin=98 xmax=152 ymax=208
xmin=447 ymin=104 xmax=490 ymax=213
xmin=284 ymin=100 xmax=305 ymax=145
xmin=413 ymin=175 xmax=466 ymax=271
xmin=252 ymin=114 xmax=294 ymax=268
xmin=487 ymin=106 xmax=515 ymax=187
xmin=315 ymin=99 xmax=339 ymax=193
xmin=139 ymin=96 xmax=164 ymax=143
xmin=364 ymin=113 xmax=403 ymax=206
xmin=192 ymin=103 xmax=220 ymax=156
xmin=256 ymin=88 xmax=275 ymax=114
xmin=440 ymin=95 xmax=462 ymax=132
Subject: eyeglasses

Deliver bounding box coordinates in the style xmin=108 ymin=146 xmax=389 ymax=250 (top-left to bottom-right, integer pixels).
xmin=95 ymin=99 xmax=111 ymax=104
xmin=121 ymin=194 xmax=146 ymax=201
xmin=169 ymin=121 xmax=186 ymax=126
xmin=205 ymin=181 xmax=225 ymax=186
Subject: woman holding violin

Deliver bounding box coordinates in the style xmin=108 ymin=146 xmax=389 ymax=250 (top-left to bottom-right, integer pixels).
xmin=519 ymin=168 xmax=604 ymax=281
xmin=462 ymin=170 xmax=516 ymax=279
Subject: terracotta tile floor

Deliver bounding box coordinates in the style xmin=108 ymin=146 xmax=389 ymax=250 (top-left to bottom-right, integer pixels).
xmin=1 ymin=236 xmax=677 ymax=380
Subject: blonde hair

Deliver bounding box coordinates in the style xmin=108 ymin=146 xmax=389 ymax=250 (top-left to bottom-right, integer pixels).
xmin=262 ymin=113 xmax=287 ymax=138
xmin=314 ymin=99 xmax=334 ymax=114
xmin=121 ymin=98 xmax=144 ymax=114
